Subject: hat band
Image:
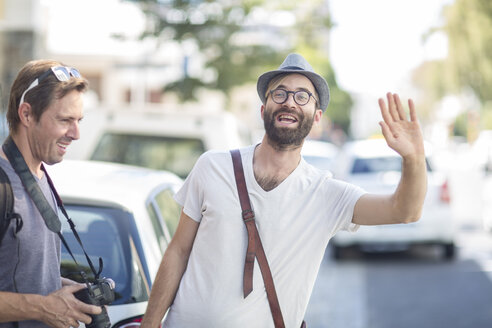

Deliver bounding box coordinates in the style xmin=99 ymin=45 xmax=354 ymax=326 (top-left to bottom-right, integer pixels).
xmin=281 ymin=66 xmax=304 ymax=71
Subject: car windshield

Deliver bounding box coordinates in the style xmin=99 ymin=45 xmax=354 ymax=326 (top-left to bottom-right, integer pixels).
xmin=60 ymin=205 xmax=149 ymax=305
xmin=90 ymin=133 xmax=205 ymax=178
xmin=351 ymin=157 xmax=402 ymax=173
xmin=351 ymin=156 xmax=432 ymax=174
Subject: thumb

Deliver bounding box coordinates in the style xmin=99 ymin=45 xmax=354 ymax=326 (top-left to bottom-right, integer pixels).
xmin=65 ymin=283 xmax=88 ymax=294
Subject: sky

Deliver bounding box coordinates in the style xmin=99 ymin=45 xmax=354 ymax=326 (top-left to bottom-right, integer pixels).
xmin=327 ymin=0 xmax=453 ymax=137
xmin=328 ymin=0 xmax=452 ymax=98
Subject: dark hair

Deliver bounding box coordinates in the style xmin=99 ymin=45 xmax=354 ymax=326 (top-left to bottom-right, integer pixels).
xmin=7 ymin=59 xmax=89 ymax=133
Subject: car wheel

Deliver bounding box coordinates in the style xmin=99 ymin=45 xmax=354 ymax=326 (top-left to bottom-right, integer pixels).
xmin=443 ymin=243 xmax=456 ymax=260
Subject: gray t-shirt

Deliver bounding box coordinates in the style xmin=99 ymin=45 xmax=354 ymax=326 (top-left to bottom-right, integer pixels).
xmin=0 ymin=157 xmax=61 ymax=328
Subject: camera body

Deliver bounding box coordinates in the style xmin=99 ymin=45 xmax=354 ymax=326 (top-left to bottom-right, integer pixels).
xmin=74 ymin=278 xmax=115 ymax=328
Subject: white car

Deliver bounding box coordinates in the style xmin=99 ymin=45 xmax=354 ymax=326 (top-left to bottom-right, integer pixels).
xmin=66 ymin=107 xmax=251 ymax=178
xmin=47 ymin=160 xmax=183 ymax=328
xmin=301 ymin=139 xmax=339 ymax=174
xmin=330 ymin=139 xmax=456 ymax=260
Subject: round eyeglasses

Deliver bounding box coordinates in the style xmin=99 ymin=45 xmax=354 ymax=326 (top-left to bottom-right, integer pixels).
xmin=269 ymin=89 xmax=318 ymax=106
xmin=19 ymin=66 xmax=82 ymax=106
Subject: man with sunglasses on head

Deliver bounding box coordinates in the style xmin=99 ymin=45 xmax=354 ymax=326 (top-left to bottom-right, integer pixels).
xmin=141 ymin=53 xmax=427 ymax=328
xmin=0 ymin=60 xmax=102 ymax=328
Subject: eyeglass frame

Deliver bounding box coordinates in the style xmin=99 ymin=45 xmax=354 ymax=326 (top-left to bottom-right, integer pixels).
xmin=19 ymin=66 xmax=82 ymax=106
xmin=268 ymin=88 xmax=319 ymax=107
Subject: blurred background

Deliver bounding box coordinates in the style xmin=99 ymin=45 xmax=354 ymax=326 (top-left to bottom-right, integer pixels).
xmin=2 ymin=0 xmax=492 ymax=327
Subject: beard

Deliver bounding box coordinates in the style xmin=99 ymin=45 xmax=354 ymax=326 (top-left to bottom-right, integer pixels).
xmin=263 ymin=107 xmax=315 ymax=150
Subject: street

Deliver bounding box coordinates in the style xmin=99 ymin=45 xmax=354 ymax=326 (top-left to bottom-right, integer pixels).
xmin=304 ymin=228 xmax=492 ymax=328
xmin=304 ymin=146 xmax=492 ymax=328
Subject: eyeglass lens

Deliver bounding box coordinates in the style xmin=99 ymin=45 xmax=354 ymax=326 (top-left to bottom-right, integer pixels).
xmin=271 ymin=89 xmax=310 ymax=105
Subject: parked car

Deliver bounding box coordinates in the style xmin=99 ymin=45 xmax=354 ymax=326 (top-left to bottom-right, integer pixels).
xmin=66 ymin=107 xmax=251 ymax=178
xmin=330 ymin=138 xmax=455 ymax=260
xmin=47 ymin=160 xmax=183 ymax=327
xmin=472 ymin=130 xmax=492 ymax=172
xmin=301 ymin=139 xmax=339 ymax=174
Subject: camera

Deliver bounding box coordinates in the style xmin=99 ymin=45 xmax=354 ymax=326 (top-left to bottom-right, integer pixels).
xmin=74 ymin=278 xmax=115 ymax=328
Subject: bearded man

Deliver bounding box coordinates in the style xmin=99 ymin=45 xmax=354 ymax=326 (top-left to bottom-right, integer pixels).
xmin=141 ymin=53 xmax=427 ymax=328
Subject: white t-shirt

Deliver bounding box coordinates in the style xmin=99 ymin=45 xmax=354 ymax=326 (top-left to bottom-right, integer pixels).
xmin=165 ymin=145 xmax=366 ymax=328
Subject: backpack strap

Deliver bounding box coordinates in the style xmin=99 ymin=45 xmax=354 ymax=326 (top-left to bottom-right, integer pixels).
xmin=230 ymin=149 xmax=285 ymax=328
xmin=0 ymin=166 xmax=22 ymax=247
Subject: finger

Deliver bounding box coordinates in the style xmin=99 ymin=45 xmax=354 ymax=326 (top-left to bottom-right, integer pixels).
xmin=65 ymin=284 xmax=87 ymax=293
xmin=69 ymin=319 xmax=80 ymax=328
xmin=408 ymin=98 xmax=418 ymax=122
xmin=378 ymin=97 xmax=393 ymax=124
xmin=79 ymin=303 xmax=102 ymax=315
xmin=387 ymin=92 xmax=399 ymax=122
xmin=77 ymin=311 xmax=94 ymax=325
xmin=393 ymin=93 xmax=406 ymax=121
xmin=71 ymin=303 xmax=100 ymax=324
xmin=379 ymin=121 xmax=395 ymax=144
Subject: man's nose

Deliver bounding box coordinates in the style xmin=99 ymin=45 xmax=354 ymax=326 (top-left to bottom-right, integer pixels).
xmin=284 ymin=92 xmax=297 ymax=107
xmin=67 ymin=121 xmax=80 ymax=140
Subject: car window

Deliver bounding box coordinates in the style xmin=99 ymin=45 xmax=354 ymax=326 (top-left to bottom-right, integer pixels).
xmin=352 ymin=157 xmax=402 ymax=173
xmin=90 ymin=133 xmax=205 ymax=178
xmin=153 ymin=189 xmax=181 ymax=238
xmin=351 ymin=156 xmax=432 ymax=174
xmin=146 ymin=203 xmax=168 ymax=253
xmin=60 ymin=205 xmax=149 ymax=304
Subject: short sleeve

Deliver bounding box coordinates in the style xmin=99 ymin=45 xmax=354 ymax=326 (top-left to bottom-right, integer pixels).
xmin=330 ymin=179 xmax=367 ymax=233
xmin=174 ymin=153 xmax=209 ymax=223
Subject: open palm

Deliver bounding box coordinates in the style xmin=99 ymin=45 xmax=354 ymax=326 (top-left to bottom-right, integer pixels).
xmin=378 ymin=92 xmax=425 ymax=159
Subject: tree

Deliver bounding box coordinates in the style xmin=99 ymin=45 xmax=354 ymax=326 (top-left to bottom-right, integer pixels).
xmin=443 ymin=0 xmax=492 ymax=103
xmin=126 ymin=0 xmax=354 ymax=134
xmin=412 ymin=0 xmax=492 ymax=130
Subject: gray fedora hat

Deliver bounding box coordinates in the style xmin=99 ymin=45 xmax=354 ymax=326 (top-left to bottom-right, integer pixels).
xmin=257 ymin=53 xmax=330 ymax=112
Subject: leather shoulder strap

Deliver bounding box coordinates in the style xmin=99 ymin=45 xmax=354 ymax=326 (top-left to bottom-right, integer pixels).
xmin=230 ymin=149 xmax=285 ymax=328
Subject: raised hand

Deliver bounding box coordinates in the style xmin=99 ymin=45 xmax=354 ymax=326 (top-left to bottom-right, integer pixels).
xmin=378 ymin=92 xmax=425 ymax=159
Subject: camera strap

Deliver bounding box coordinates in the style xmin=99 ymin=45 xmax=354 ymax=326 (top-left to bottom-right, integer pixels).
xmin=2 ymin=136 xmax=103 ymax=280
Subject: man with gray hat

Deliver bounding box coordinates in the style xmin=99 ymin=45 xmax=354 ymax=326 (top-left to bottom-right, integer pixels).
xmin=141 ymin=53 xmax=427 ymax=328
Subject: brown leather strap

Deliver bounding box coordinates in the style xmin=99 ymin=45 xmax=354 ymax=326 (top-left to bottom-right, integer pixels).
xmin=230 ymin=149 xmax=285 ymax=328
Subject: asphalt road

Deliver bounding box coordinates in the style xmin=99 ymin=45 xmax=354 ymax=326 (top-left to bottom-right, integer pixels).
xmin=304 ymin=228 xmax=492 ymax=328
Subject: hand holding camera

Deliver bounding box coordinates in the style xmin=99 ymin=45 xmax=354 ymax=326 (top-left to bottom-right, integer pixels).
xmin=74 ymin=278 xmax=116 ymax=328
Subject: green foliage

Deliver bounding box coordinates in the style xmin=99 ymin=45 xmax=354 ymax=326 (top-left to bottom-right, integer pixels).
xmin=413 ymin=0 xmax=492 ymax=125
xmin=443 ymin=0 xmax=492 ymax=103
xmin=132 ymin=0 xmax=287 ymax=99
xmin=410 ymin=0 xmax=492 ymax=137
xmin=453 ymin=112 xmax=468 ymax=137
xmin=481 ymin=102 xmax=492 ymax=129
xmin=127 ymin=0 xmax=353 ymax=134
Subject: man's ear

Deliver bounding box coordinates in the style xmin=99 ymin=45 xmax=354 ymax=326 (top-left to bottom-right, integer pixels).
xmin=260 ymin=105 xmax=265 ymax=120
xmin=314 ymin=109 xmax=323 ymax=124
xmin=18 ymin=102 xmax=32 ymax=127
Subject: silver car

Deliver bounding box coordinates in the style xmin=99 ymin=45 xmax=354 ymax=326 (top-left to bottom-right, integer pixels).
xmin=330 ymin=139 xmax=456 ymax=260
xmin=47 ymin=160 xmax=183 ymax=327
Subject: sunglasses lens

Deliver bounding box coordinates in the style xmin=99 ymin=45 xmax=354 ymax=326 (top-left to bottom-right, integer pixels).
xmin=69 ymin=68 xmax=81 ymax=78
xmin=52 ymin=67 xmax=71 ymax=81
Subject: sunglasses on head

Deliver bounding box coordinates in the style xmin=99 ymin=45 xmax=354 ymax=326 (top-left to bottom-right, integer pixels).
xmin=19 ymin=66 xmax=82 ymax=106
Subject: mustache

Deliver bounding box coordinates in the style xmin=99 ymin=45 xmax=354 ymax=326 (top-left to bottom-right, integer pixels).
xmin=271 ymin=108 xmax=304 ymax=119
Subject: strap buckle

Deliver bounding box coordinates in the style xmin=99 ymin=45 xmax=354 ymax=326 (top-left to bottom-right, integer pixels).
xmin=242 ymin=209 xmax=255 ymax=222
